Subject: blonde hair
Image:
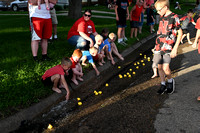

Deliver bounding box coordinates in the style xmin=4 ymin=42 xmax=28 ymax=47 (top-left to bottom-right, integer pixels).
xmin=89 ymin=46 xmax=98 ymax=53
xmin=155 ymin=0 xmax=170 ymax=8
xmin=108 ymin=33 xmax=116 ymax=40
xmin=95 ymin=34 xmax=103 ymax=43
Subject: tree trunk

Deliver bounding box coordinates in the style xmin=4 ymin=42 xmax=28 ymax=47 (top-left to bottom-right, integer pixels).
xmin=68 ymin=0 xmax=82 ymax=20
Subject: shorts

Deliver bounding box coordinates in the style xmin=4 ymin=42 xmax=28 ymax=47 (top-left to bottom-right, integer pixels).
xmin=50 ymin=8 xmax=58 ymax=25
xmin=92 ymin=54 xmax=99 ymax=62
xmin=153 ymin=53 xmax=171 ymax=64
xmin=182 ymin=29 xmax=189 ymax=34
xmin=30 ymin=17 xmax=52 ymax=41
xmin=116 ymin=17 xmax=127 ymax=28
xmin=42 ymin=77 xmax=53 ymax=86
xmin=130 ymin=21 xmax=139 ymax=28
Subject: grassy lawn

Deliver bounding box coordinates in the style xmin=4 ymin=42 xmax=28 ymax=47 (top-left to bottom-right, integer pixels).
xmin=0 ymin=2 xmax=195 ymax=118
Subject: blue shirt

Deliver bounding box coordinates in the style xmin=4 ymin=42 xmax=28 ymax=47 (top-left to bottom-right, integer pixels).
xmin=99 ymin=38 xmax=111 ymax=52
xmin=82 ymin=51 xmax=94 ymax=63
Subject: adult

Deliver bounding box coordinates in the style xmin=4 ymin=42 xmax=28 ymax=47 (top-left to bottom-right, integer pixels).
xmin=28 ymin=0 xmax=57 ymax=62
xmin=67 ymin=9 xmax=98 ymax=50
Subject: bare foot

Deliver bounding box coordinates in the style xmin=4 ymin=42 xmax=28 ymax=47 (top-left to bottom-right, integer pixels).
xmin=82 ymin=62 xmax=87 ymax=66
xmin=102 ymin=60 xmax=105 ymax=64
xmin=107 ymin=56 xmax=111 ymax=60
xmin=98 ymin=62 xmax=103 ymax=66
xmin=77 ymin=77 xmax=83 ymax=81
xmin=71 ymin=79 xmax=79 ymax=85
xmin=188 ymin=41 xmax=192 ymax=44
xmin=52 ymin=87 xmax=62 ymax=93
xmin=111 ymin=60 xmax=115 ymax=65
xmin=192 ymin=43 xmax=197 ymax=48
xmin=151 ymin=75 xmax=158 ymax=79
xmin=119 ymin=55 xmax=124 ymax=61
xmin=59 ymin=84 xmax=65 ymax=88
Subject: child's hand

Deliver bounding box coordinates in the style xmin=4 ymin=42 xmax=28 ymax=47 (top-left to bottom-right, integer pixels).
xmin=66 ymin=92 xmax=70 ymax=100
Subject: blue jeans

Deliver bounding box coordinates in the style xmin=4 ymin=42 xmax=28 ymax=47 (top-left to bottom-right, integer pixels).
xmin=68 ymin=35 xmax=95 ymax=50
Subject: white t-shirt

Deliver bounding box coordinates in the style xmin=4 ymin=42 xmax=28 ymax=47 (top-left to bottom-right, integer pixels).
xmin=29 ymin=3 xmax=51 ymax=19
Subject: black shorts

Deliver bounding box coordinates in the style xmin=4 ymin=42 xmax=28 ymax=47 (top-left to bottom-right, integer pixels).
xmin=182 ymin=29 xmax=189 ymax=34
xmin=42 ymin=77 xmax=53 ymax=86
xmin=116 ymin=17 xmax=127 ymax=27
xmin=130 ymin=21 xmax=139 ymax=28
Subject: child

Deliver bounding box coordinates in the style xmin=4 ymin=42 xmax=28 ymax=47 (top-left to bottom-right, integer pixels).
xmin=154 ymin=0 xmax=182 ymax=95
xmin=138 ymin=0 xmax=147 ymax=34
xmin=174 ymin=1 xmax=181 ymax=10
xmin=180 ymin=9 xmax=196 ymax=44
xmin=147 ymin=4 xmax=155 ymax=33
xmin=81 ymin=47 xmax=100 ymax=76
xmin=115 ymin=0 xmax=129 ymax=45
xmin=93 ymin=34 xmax=105 ymax=66
xmin=38 ymin=0 xmax=50 ymax=10
xmin=151 ymin=48 xmax=158 ymax=78
xmin=130 ymin=0 xmax=144 ymax=40
xmin=192 ymin=17 xmax=200 ymax=54
xmin=42 ymin=57 xmax=72 ymax=100
xmin=70 ymin=49 xmax=84 ymax=85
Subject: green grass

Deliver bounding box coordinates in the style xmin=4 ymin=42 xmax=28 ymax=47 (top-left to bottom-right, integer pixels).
xmin=0 ymin=2 xmax=191 ymax=118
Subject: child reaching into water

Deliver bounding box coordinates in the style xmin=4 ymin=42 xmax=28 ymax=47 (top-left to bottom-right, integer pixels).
xmin=70 ymin=49 xmax=84 ymax=85
xmin=81 ymin=47 xmax=100 ymax=76
xmin=41 ymin=57 xmax=72 ymax=100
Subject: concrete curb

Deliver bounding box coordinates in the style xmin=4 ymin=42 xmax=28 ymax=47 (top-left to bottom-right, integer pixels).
xmin=0 ymin=33 xmax=156 ymax=133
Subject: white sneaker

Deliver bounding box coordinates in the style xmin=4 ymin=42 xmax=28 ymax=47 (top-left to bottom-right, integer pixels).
xmin=188 ymin=41 xmax=192 ymax=44
xmin=123 ymin=37 xmax=128 ymax=42
xmin=54 ymin=35 xmax=58 ymax=40
xmin=49 ymin=36 xmax=52 ymax=40
xmin=152 ymin=29 xmax=155 ymax=32
xmin=118 ymin=41 xmax=127 ymax=46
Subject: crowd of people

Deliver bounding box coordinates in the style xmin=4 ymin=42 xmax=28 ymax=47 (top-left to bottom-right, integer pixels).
xmin=28 ymin=0 xmax=200 ymax=100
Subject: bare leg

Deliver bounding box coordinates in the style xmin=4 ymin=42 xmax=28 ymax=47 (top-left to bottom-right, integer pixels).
xmin=111 ymin=42 xmax=124 ymax=60
xmin=117 ymin=27 xmax=123 ymax=42
xmin=162 ymin=63 xmax=171 ymax=80
xmin=151 ymin=67 xmax=158 ymax=78
xmin=122 ymin=27 xmax=125 ymax=39
xmin=51 ymin=74 xmax=62 ymax=93
xmin=41 ymin=39 xmax=48 ymax=55
xmin=130 ymin=28 xmax=134 ymax=38
xmin=192 ymin=29 xmax=200 ymax=48
xmin=181 ymin=34 xmax=186 ymax=44
xmin=158 ymin=64 xmax=166 ymax=83
xmin=31 ymin=40 xmax=39 ymax=56
xmin=53 ymin=24 xmax=57 ymax=38
xmin=81 ymin=56 xmax=88 ymax=66
xmin=187 ymin=33 xmax=192 ymax=44
xmin=71 ymin=73 xmax=79 ymax=85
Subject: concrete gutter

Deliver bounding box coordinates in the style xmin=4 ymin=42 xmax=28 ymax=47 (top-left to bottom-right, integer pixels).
xmin=0 ymin=33 xmax=157 ymax=133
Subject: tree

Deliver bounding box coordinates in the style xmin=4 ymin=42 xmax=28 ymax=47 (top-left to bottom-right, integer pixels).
xmin=68 ymin=0 xmax=82 ymax=19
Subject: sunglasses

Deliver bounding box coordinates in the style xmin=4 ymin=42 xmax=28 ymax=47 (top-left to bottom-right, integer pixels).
xmin=156 ymin=6 xmax=165 ymax=12
xmin=84 ymin=14 xmax=91 ymax=17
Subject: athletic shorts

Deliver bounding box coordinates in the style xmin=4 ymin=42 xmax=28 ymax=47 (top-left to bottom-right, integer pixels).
xmin=153 ymin=53 xmax=171 ymax=64
xmin=30 ymin=17 xmax=52 ymax=40
xmin=182 ymin=29 xmax=189 ymax=34
xmin=130 ymin=21 xmax=139 ymax=28
xmin=50 ymin=8 xmax=58 ymax=25
xmin=41 ymin=77 xmax=53 ymax=86
xmin=92 ymin=54 xmax=99 ymax=62
xmin=116 ymin=17 xmax=127 ymax=28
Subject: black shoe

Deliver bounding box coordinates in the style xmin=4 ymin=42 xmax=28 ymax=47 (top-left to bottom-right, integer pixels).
xmin=166 ymin=79 xmax=175 ymax=94
xmin=42 ymin=55 xmax=51 ymax=61
xmin=157 ymin=84 xmax=167 ymax=95
xmin=33 ymin=56 xmax=39 ymax=62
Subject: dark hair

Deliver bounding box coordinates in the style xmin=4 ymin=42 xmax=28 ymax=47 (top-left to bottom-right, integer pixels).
xmin=188 ymin=9 xmax=193 ymax=14
xmin=84 ymin=9 xmax=92 ymax=15
xmin=101 ymin=28 xmax=109 ymax=34
xmin=61 ymin=57 xmax=72 ymax=66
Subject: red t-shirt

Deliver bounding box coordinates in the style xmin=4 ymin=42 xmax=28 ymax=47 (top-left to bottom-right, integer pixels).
xmin=70 ymin=57 xmax=78 ymax=69
xmin=195 ymin=18 xmax=200 ymax=29
xmin=67 ymin=17 xmax=96 ymax=40
xmin=131 ymin=5 xmax=143 ymax=21
xmin=42 ymin=65 xmax=65 ymax=80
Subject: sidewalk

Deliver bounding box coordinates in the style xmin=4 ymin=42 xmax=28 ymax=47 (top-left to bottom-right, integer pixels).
xmin=154 ymin=35 xmax=200 ymax=131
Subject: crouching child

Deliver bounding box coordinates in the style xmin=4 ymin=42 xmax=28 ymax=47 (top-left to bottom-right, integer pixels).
xmin=70 ymin=49 xmax=84 ymax=85
xmin=42 ymin=57 xmax=72 ymax=100
xmin=81 ymin=47 xmax=100 ymax=76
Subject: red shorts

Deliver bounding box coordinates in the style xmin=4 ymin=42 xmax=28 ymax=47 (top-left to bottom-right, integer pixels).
xmin=31 ymin=17 xmax=52 ymax=39
xmin=92 ymin=54 xmax=99 ymax=62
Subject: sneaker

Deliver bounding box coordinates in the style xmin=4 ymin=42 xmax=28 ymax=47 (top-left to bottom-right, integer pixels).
xmin=42 ymin=55 xmax=51 ymax=61
xmin=54 ymin=35 xmax=58 ymax=40
xmin=166 ymin=78 xmax=175 ymax=94
xmin=157 ymin=84 xmax=167 ymax=95
xmin=123 ymin=37 xmax=128 ymax=42
xmin=118 ymin=41 xmax=127 ymax=46
xmin=33 ymin=56 xmax=39 ymax=62
xmin=152 ymin=29 xmax=155 ymax=32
